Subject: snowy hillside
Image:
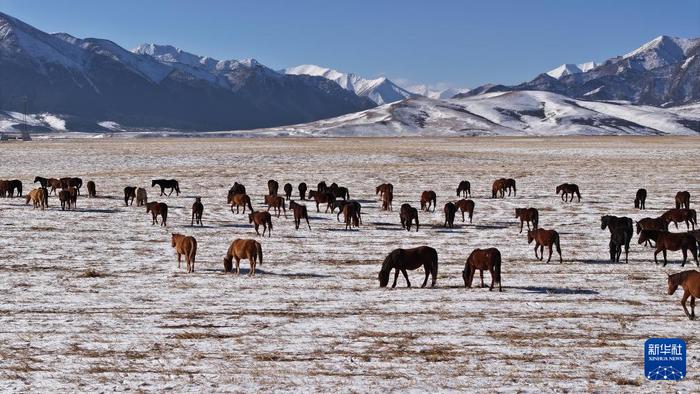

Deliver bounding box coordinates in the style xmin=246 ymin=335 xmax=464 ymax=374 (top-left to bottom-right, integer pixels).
xmin=546 ymin=62 xmax=598 ymax=79
xmin=404 ymin=84 xmax=471 ymax=100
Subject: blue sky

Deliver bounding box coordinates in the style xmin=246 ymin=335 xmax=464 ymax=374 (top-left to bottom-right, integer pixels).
xmin=2 ymin=0 xmax=699 ymax=89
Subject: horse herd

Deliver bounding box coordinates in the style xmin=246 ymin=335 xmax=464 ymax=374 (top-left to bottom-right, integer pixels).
xmin=2 ymin=175 xmax=700 ymax=319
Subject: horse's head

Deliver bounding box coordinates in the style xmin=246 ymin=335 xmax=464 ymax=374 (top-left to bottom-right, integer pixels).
xmin=248 ymin=213 xmax=254 ymax=223
xmin=637 ymin=231 xmax=649 ymax=245
xmin=527 ymin=230 xmax=535 ymax=244
xmin=462 ymin=269 xmax=469 ymax=287
xmin=556 ymin=185 xmax=561 ymax=194
xmin=378 ymin=252 xmax=395 ymax=287
xmin=514 ymin=208 xmax=522 ymax=218
xmin=171 ymin=233 xmax=178 ymax=247
xmin=151 ymin=180 xmax=157 ymax=187
xmin=668 ymin=274 xmax=680 ymax=295
xmin=600 ymin=216 xmax=609 ymax=230
xmin=635 ymin=221 xmax=641 ymax=234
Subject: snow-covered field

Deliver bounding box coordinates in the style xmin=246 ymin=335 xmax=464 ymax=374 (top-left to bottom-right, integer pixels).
xmin=0 ymin=137 xmax=699 ymax=391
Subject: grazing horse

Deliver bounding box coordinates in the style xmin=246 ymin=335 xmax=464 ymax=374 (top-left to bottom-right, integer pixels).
xmin=515 ymin=208 xmax=539 ymax=233
xmin=59 ymin=190 xmax=72 ymax=211
xmin=635 ymin=188 xmax=647 ymax=209
xmin=6 ymin=180 xmax=22 ymax=197
xmin=223 ymin=239 xmax=263 ymax=276
xmin=298 ymin=182 xmax=307 ymax=200
xmin=504 ymin=178 xmax=516 ymax=196
xmin=662 ymin=209 xmax=697 ymax=230
xmin=444 ymin=202 xmax=456 ymax=228
xmin=47 ymin=178 xmax=62 ymax=195
xmin=25 ymin=188 xmax=46 ymax=210
xmin=491 ymin=178 xmax=506 ymax=198
xmin=191 ymin=197 xmax=203 ymax=226
xmin=283 ymin=183 xmax=293 ymax=200
xmin=124 ymin=187 xmax=137 ymax=206
xmin=379 ymin=246 xmax=438 ymax=288
xmin=264 ymin=194 xmax=287 ymax=218
xmin=376 ymin=183 xmax=393 ymax=199
xmin=289 ymin=200 xmax=311 ymax=230
xmin=463 ymin=248 xmax=502 ymax=291
xmin=556 ymin=183 xmax=581 ymax=202
xmin=307 ymin=190 xmax=335 ymax=213
xmin=136 ymin=188 xmax=148 ymax=207
xmin=171 ymin=233 xmax=197 ymax=273
xmin=456 ymin=180 xmax=471 ymax=198
xmin=342 ymin=203 xmax=360 ymax=230
xmin=636 ymin=217 xmax=668 ymax=246
xmin=333 ymin=201 xmax=362 ymax=224
xmin=637 ymin=230 xmax=663 ymax=248
xmin=451 ymin=199 xmax=474 ymax=223
xmin=676 ymin=191 xmax=691 ymax=210
xmin=527 ymin=228 xmax=562 ymax=263
xmin=601 ymin=215 xmax=633 ymax=246
xmin=152 ymin=179 xmax=180 ymax=196
xmin=668 ymin=270 xmax=700 ymax=320
xmin=228 ymin=193 xmax=254 ymax=214
xmin=249 ymin=211 xmax=273 ymax=237
xmin=400 ymin=203 xmax=420 ymax=232
xmin=420 ymin=190 xmax=437 ymax=212
xmin=639 ymin=231 xmax=697 ymax=267
xmin=146 ymin=202 xmax=168 ymax=226
xmin=33 ymin=176 xmax=48 ymax=188
xmin=609 ymin=226 xmax=630 ymax=263
xmin=86 ymin=181 xmax=96 ymax=198
xmin=268 ymin=179 xmax=279 ymax=195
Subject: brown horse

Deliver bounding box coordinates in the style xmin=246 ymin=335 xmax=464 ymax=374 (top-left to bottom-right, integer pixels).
xmin=124 ymin=186 xmax=136 ymax=206
xmin=268 ymin=179 xmax=279 ymax=195
xmin=333 ymin=200 xmax=362 ymax=224
xmin=668 ymin=270 xmax=700 ymax=320
xmin=249 ymin=211 xmax=273 ymax=237
xmin=136 ymin=187 xmax=148 ymax=207
xmin=228 ymin=193 xmax=254 ymax=214
xmin=283 ymin=183 xmax=293 ymax=200
xmin=556 ymin=183 xmax=581 ymax=202
xmin=307 ymin=190 xmax=335 ymax=213
xmin=376 ymin=183 xmax=393 ymax=199
xmin=444 ymin=202 xmax=456 ymax=228
xmin=0 ymin=180 xmax=7 ymax=197
xmin=491 ymin=178 xmax=506 ymax=198
xmin=463 ymin=248 xmax=502 ymax=291
xmin=420 ymin=190 xmax=437 ymax=212
xmin=342 ymin=203 xmax=360 ymax=230
xmin=48 ymin=178 xmax=62 ymax=195
xmin=378 ymin=246 xmax=438 ymax=288
xmin=637 ymin=229 xmax=663 ymax=248
xmin=676 ymin=191 xmax=691 ymax=210
xmin=25 ymin=188 xmax=46 ymax=210
xmin=60 ymin=177 xmax=82 ymax=195
xmin=382 ymin=190 xmax=393 ymax=211
xmin=59 ymin=190 xmax=72 ymax=211
xmin=456 ymin=180 xmax=471 ymax=198
xmin=229 ymin=182 xmax=247 ymax=197
xmin=264 ymin=194 xmax=287 ymax=218
xmin=634 ymin=188 xmax=646 ymax=209
xmin=289 ymin=200 xmax=311 ymax=230
xmin=639 ymin=230 xmax=697 ymax=267
xmin=400 ymin=203 xmax=420 ymax=232
xmin=171 ymin=233 xmax=197 ymax=273
xmin=527 ymin=228 xmax=562 ymax=263
xmin=662 ymin=208 xmax=697 ymax=230
xmin=636 ymin=217 xmax=668 ymax=246
xmin=86 ymin=180 xmax=96 ymax=198
xmin=146 ymin=202 xmax=168 ymax=226
xmin=453 ymin=199 xmax=475 ymax=223
xmin=515 ymin=208 xmax=538 ymax=233
xmin=223 ymin=239 xmax=263 ymax=276
xmin=298 ymin=182 xmax=307 ymax=200
xmin=68 ymin=187 xmax=78 ymax=209
xmin=191 ymin=197 xmax=203 ymax=226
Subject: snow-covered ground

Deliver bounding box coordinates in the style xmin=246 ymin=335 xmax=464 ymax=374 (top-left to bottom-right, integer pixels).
xmin=0 ymin=137 xmax=699 ymax=391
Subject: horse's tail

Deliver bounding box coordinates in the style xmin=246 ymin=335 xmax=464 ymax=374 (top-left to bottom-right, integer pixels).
xmin=533 ymin=211 xmax=539 ymax=229
xmin=256 ymin=242 xmax=263 ymax=266
xmin=247 ymin=197 xmax=254 ymax=212
xmin=576 ymin=189 xmax=581 ymax=201
xmin=431 ymin=248 xmax=438 ymax=281
xmin=554 ymin=232 xmax=562 ymax=258
xmin=268 ymin=217 xmax=273 ymax=231
xmin=188 ymin=239 xmax=197 ymax=264
xmin=494 ymin=250 xmax=502 ymax=284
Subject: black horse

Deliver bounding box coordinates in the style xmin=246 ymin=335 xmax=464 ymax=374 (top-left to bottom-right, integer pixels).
xmin=635 ymin=188 xmax=647 ymax=209
xmin=378 ymin=246 xmax=438 ymax=288
xmin=152 ymin=179 xmax=180 ymax=196
xmin=34 ymin=176 xmax=49 ymax=188
xmin=601 ymin=215 xmax=632 ymax=262
xmin=456 ymin=180 xmax=471 ymax=197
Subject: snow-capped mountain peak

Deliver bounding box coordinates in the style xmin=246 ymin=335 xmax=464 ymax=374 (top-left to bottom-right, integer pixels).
xmin=546 ymin=62 xmax=599 ymax=79
xmin=622 ymin=35 xmax=700 ymax=71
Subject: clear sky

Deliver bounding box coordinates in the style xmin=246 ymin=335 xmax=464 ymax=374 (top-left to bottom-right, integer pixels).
xmin=2 ymin=0 xmax=699 ymax=89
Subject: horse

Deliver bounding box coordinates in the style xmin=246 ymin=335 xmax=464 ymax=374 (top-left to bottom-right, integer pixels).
xmin=634 ymin=188 xmax=647 ymax=209
xmin=317 ymin=181 xmax=328 ymax=193
xmin=636 ymin=217 xmax=668 ymax=246
xmin=662 ymin=209 xmax=697 ymax=230
xmin=515 ymin=208 xmax=538 ymax=233
xmin=191 ymin=197 xmax=203 ymax=226
xmin=228 ymin=193 xmax=254 ymax=214
xmin=330 ymin=185 xmax=350 ymax=200
xmin=33 ymin=176 xmax=48 ymax=188
xmin=333 ymin=200 xmax=362 ymax=224
xmin=400 ymin=203 xmax=420 ymax=232
xmin=47 ymin=178 xmax=62 ymax=195
xmin=7 ymin=180 xmax=22 ymax=197
xmin=283 ymin=183 xmax=293 ymax=200
xmin=452 ymin=199 xmax=474 ymax=223
xmin=376 ymin=183 xmax=393 ymax=199
xmin=637 ymin=229 xmax=663 ymax=249
xmin=60 ymin=177 xmax=82 ymax=195
xmin=527 ymin=228 xmax=562 ymax=263
xmin=342 ymin=203 xmax=360 ymax=230
xmin=136 ymin=188 xmax=148 ymax=207
xmin=124 ymin=187 xmax=137 ymax=206
xmin=59 ymin=190 xmax=72 ymax=211
xmin=298 ymin=182 xmax=307 ymax=200
xmin=223 ymin=239 xmax=263 ymax=276
xmin=86 ymin=181 xmax=96 ymax=198
xmin=382 ymin=190 xmax=393 ymax=211
xmin=668 ymin=270 xmax=700 ymax=320
xmin=289 ymin=200 xmax=311 ymax=230
xmin=171 ymin=233 xmax=197 ymax=273
xmin=152 ymin=179 xmax=180 ymax=196
xmin=444 ymin=202 xmax=456 ymax=228
xmin=268 ymin=179 xmax=279 ymax=196
xmin=25 ymin=188 xmax=46 ymax=210
xmin=601 ymin=215 xmax=633 ymax=246
xmin=456 ymin=180 xmax=471 ymax=198
xmin=264 ymin=194 xmax=287 ymax=218
xmin=68 ymin=187 xmax=78 ymax=209
xmin=420 ymin=190 xmax=437 ymax=212
xmin=307 ymin=190 xmax=335 ymax=213
xmin=639 ymin=230 xmax=697 ymax=267
xmin=491 ymin=178 xmax=506 ymax=198
xmin=249 ymin=211 xmax=273 ymax=237
xmin=146 ymin=202 xmax=168 ymax=226
xmin=463 ymin=248 xmax=502 ymax=291
xmin=378 ymin=246 xmax=438 ymax=288
xmin=229 ymin=182 xmax=247 ymax=196
xmin=0 ymin=180 xmax=7 ymax=198
xmin=556 ymin=183 xmax=581 ymax=202
xmin=504 ymin=178 xmax=516 ymax=196
xmin=676 ymin=191 xmax=691 ymax=210
xmin=609 ymin=226 xmax=630 ymax=263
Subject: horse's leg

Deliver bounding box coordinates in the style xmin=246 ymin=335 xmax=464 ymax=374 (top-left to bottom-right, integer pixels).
xmin=177 ymin=253 xmax=181 ymax=268
xmin=489 ymin=267 xmax=495 ymax=291
xmin=479 ymin=270 xmax=484 ymax=288
xmin=662 ymin=249 xmax=668 ymax=267
xmin=653 ymin=249 xmax=660 ymax=265
xmin=682 ymin=248 xmax=688 ymax=267
xmin=392 ymin=268 xmax=400 ymax=288
xmin=690 ymin=296 xmax=696 ymax=319
xmin=421 ymin=266 xmax=429 ymax=288
xmin=462 ymin=210 xmax=465 ymax=222
xmin=546 ymin=245 xmax=553 ymax=263
xmin=681 ymin=290 xmax=692 ymax=319
xmin=254 ymin=224 xmax=260 ymax=236
xmin=235 ymin=256 xmax=241 ymax=276
xmin=534 ymin=244 xmax=539 ymax=259
xmin=519 ymin=220 xmax=523 ymax=233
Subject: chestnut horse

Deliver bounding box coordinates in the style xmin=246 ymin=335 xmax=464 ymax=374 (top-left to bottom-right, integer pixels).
xmin=268 ymin=179 xmax=279 ymax=196
xmin=289 ymin=200 xmax=311 ymax=230
xmin=639 ymin=230 xmax=697 ymax=267
xmin=25 ymin=188 xmax=46 ymax=210
xmin=342 ymin=203 xmax=360 ymax=230
xmin=152 ymin=179 xmax=180 ymax=196
xmin=171 ymin=233 xmax=197 ymax=273
xmin=556 ymin=183 xmax=581 ymax=202
xmin=146 ymin=202 xmax=168 ymax=226
xmin=420 ymin=190 xmax=437 ymax=212
xmin=124 ymin=187 xmax=137 ymax=206
xmin=636 ymin=217 xmax=668 ymax=246
xmin=283 ymin=183 xmax=293 ymax=200
xmin=136 ymin=188 xmax=148 ymax=207
xmin=456 ymin=180 xmax=471 ymax=198
xmin=491 ymin=178 xmax=506 ymax=198
xmin=515 ymin=208 xmax=538 ymax=233
xmin=333 ymin=200 xmax=362 ymax=224
xmin=228 ymin=193 xmax=254 ymax=214
xmin=298 ymin=182 xmax=307 ymax=200
xmin=382 ymin=190 xmax=393 ymax=211
xmin=662 ymin=209 xmax=697 ymax=230
xmin=191 ymin=197 xmax=203 ymax=226
xmin=637 ymin=229 xmax=663 ymax=248
xmin=676 ymin=191 xmax=691 ymax=210
xmin=376 ymin=183 xmax=393 ymax=199
xmin=634 ymin=188 xmax=647 ymax=209
xmin=463 ymin=248 xmax=502 ymax=291
xmin=264 ymin=194 xmax=287 ymax=218
xmin=668 ymin=270 xmax=700 ymax=320
xmin=223 ymin=239 xmax=263 ymax=276
xmin=527 ymin=228 xmax=562 ymax=263
xmin=59 ymin=189 xmax=74 ymax=210
xmin=378 ymin=246 xmax=438 ymax=288
xmin=87 ymin=181 xmax=96 ymax=198
xmin=249 ymin=211 xmax=273 ymax=237
xmin=455 ymin=199 xmax=475 ymax=223
xmin=48 ymin=178 xmax=62 ymax=195
xmin=400 ymin=203 xmax=420 ymax=232
xmin=444 ymin=202 xmax=456 ymax=228
xmin=307 ymin=190 xmax=335 ymax=213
